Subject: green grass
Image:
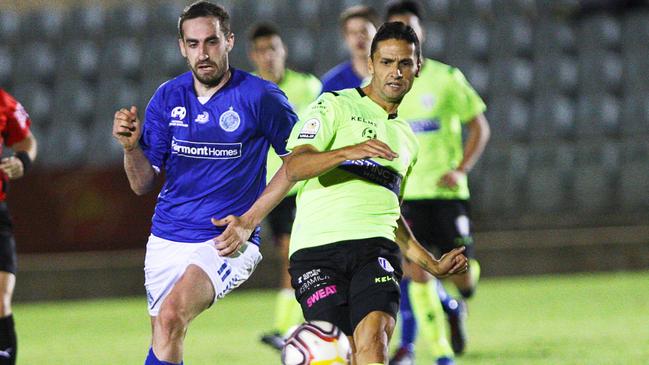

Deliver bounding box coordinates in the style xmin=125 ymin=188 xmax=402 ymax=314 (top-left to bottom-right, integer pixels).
xmin=14 ymin=271 xmax=649 ymax=364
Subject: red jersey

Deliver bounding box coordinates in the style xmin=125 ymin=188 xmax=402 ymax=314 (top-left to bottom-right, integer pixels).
xmin=0 ymin=89 xmax=32 ymax=201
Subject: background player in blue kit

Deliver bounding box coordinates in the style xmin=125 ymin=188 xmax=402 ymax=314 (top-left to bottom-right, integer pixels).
xmin=320 ymin=5 xmax=379 ymax=93
xmin=111 ymin=2 xmax=297 ymax=365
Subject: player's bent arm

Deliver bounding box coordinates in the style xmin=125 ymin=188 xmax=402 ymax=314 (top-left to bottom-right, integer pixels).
xmin=286 ymin=140 xmax=398 ymax=181
xmin=124 ymin=146 xmax=156 ymax=196
xmin=458 ymin=113 xmax=490 ymax=174
xmin=12 ymin=132 xmax=37 ymax=161
xmin=242 ymin=156 xmax=296 ymax=227
xmin=285 ymin=144 xmax=349 ymax=181
xmin=395 ymin=215 xmax=467 ymax=278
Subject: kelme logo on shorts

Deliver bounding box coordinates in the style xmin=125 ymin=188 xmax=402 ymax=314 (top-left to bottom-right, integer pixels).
xmin=378 ymin=257 xmax=394 ymax=273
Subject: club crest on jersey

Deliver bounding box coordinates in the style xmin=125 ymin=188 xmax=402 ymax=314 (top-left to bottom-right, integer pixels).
xmin=421 ymin=94 xmax=436 ymax=109
xmin=378 ymin=257 xmax=394 ymax=273
xmin=298 ymin=118 xmax=320 ymax=139
xmin=219 ymin=107 xmax=241 ymax=132
xmin=195 ymin=111 xmax=210 ymax=124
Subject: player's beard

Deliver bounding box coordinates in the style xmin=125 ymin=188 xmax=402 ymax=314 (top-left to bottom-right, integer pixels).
xmin=189 ymin=57 xmax=229 ymax=87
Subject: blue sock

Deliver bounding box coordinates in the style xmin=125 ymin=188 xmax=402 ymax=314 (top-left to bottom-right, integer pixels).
xmin=145 ymin=347 xmax=183 ymax=365
xmin=399 ymin=279 xmax=416 ymax=349
xmin=436 ymin=280 xmax=461 ymax=317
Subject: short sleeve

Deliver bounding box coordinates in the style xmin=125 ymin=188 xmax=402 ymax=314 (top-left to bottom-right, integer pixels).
xmin=258 ymin=85 xmax=299 ymax=157
xmin=1 ymin=90 xmax=31 ymax=146
xmin=139 ymin=89 xmax=170 ymax=172
xmin=286 ymin=93 xmax=339 ymax=152
xmin=445 ymin=68 xmax=487 ymax=124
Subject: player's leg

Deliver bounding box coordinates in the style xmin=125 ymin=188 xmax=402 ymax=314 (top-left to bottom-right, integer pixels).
xmin=0 ymin=206 xmax=17 ymax=365
xmin=446 ymin=201 xmax=479 ymax=299
xmin=389 ymin=276 xmax=416 ymax=365
xmin=404 ymin=260 xmax=455 ymax=365
xmin=353 ymin=310 xmax=396 ymax=364
xmin=149 ymin=264 xmax=214 ymax=363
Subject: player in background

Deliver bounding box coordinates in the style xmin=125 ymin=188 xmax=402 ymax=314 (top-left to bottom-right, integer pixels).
xmin=112 ymin=2 xmax=296 ymax=365
xmin=320 ymin=5 xmax=379 ymax=93
xmin=246 ymin=22 xmax=322 ymax=350
xmin=385 ymin=2 xmax=491 ymax=365
xmin=0 ymin=89 xmax=38 ymax=365
xmin=285 ymin=22 xmax=468 ymax=365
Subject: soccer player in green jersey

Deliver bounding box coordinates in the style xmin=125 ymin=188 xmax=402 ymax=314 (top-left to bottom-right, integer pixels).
xmin=246 ymin=22 xmax=322 ymax=351
xmin=385 ymin=2 xmax=491 ymax=365
xmin=285 ymin=22 xmax=468 ymax=365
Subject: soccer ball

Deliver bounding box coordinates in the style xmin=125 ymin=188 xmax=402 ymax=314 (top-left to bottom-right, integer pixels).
xmin=281 ymin=321 xmax=351 ymax=365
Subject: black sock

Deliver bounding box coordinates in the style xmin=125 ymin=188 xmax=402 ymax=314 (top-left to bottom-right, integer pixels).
xmin=0 ymin=315 xmax=16 ymax=365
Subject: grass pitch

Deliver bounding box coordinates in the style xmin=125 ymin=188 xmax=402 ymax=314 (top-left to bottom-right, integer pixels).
xmin=15 ymin=271 xmax=649 ymax=364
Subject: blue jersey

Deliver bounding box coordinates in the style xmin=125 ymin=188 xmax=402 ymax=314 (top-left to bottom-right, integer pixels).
xmin=320 ymin=61 xmax=363 ymax=93
xmin=140 ymin=68 xmax=298 ymax=244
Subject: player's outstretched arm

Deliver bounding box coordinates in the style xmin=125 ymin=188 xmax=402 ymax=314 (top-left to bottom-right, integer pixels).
xmin=212 ymin=157 xmax=296 ymax=257
xmin=112 ymin=106 xmax=155 ymax=195
xmin=286 ymin=140 xmax=398 ymax=181
xmin=395 ymin=215 xmax=468 ymax=278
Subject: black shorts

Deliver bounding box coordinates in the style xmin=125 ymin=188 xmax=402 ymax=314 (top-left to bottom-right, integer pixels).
xmin=289 ymin=237 xmax=402 ymax=336
xmin=266 ymin=195 xmax=296 ymax=238
xmin=401 ymin=199 xmax=475 ymax=258
xmin=0 ymin=203 xmax=16 ymax=274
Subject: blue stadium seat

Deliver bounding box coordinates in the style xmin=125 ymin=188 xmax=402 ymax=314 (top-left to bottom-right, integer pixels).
xmin=20 ymin=8 xmax=65 ymax=42
xmin=0 ymin=10 xmax=20 ymax=46
xmin=53 ymin=78 xmax=96 ymax=122
xmin=578 ymin=50 xmax=623 ymax=95
xmin=534 ymin=52 xmax=578 ymax=95
xmin=106 ymin=4 xmax=149 ymax=37
xmin=578 ymin=14 xmax=621 ymax=51
xmin=0 ymin=46 xmax=12 ymax=87
xmin=490 ymin=15 xmax=533 ymax=57
xmin=620 ymin=93 xmax=649 ymax=136
xmin=57 ymin=41 xmax=100 ymax=82
xmin=526 ymin=143 xmax=574 ymax=213
xmin=619 ymin=140 xmax=649 ymax=210
xmin=100 ymin=37 xmax=142 ymax=80
xmin=423 ymin=21 xmax=446 ymax=60
xmin=572 ymin=141 xmax=619 ymax=213
xmin=530 ymin=94 xmax=575 ymax=140
xmin=141 ymin=35 xmax=185 ymax=80
xmin=14 ymin=41 xmax=56 ymax=85
xmin=63 ymin=4 xmax=106 ymax=40
xmin=575 ymin=93 xmax=620 ymax=137
xmin=95 ymin=77 xmax=139 ymax=126
xmin=489 ymin=57 xmax=533 ymax=97
xmin=486 ymin=96 xmax=530 ymax=141
xmin=10 ymin=82 xmax=53 ymax=126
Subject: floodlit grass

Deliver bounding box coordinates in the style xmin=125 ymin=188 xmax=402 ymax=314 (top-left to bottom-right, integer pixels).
xmin=14 ymin=271 xmax=649 ymax=364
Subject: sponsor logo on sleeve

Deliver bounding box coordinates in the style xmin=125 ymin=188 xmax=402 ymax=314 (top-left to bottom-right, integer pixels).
xmin=298 ymin=118 xmax=320 ymax=139
xmin=219 ymin=107 xmax=241 ymax=132
xmin=171 ymin=137 xmax=242 ymax=160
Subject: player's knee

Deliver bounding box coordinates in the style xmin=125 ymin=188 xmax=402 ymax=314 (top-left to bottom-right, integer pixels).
xmin=157 ymin=304 xmax=188 ymax=336
xmin=354 ymin=333 xmax=387 ymax=358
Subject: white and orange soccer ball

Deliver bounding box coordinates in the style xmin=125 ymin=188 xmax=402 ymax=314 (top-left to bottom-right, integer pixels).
xmin=281 ymin=321 xmax=351 ymax=365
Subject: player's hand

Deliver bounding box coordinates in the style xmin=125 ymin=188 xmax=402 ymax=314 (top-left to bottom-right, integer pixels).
xmin=437 ymin=169 xmax=466 ymax=189
xmin=434 ymin=246 xmax=468 ymax=278
xmin=0 ymin=156 xmax=24 ymax=180
xmin=113 ymin=106 xmax=142 ymax=151
xmin=342 ymin=139 xmax=398 ymax=161
xmin=211 ymin=215 xmax=255 ymax=256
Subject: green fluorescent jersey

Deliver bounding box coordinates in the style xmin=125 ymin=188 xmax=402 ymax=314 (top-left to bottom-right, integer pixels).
xmin=265 ymin=69 xmax=322 ymax=196
xmin=286 ymin=88 xmax=419 ymax=256
xmin=400 ymin=59 xmax=486 ymax=200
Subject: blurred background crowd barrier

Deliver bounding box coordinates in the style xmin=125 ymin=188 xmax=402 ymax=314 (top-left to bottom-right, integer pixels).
xmin=0 ymin=0 xmax=647 ymax=301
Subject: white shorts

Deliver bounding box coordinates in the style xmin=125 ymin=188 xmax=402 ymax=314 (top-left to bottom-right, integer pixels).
xmin=143 ymin=234 xmax=262 ymax=316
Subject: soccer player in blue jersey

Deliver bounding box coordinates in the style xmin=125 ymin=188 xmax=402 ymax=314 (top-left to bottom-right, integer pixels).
xmin=112 ymin=2 xmax=297 ymax=365
xmin=320 ymin=5 xmax=379 ymax=93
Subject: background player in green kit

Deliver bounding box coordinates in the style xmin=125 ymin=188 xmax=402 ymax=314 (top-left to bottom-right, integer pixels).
xmin=386 ymin=2 xmax=491 ymax=365
xmin=285 ymin=22 xmax=468 ymax=365
xmin=246 ymin=22 xmax=322 ymax=350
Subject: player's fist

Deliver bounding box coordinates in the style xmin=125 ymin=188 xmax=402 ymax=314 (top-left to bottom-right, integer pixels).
xmin=0 ymin=156 xmax=24 ymax=180
xmin=434 ymin=246 xmax=468 ymax=278
xmin=211 ymin=215 xmax=255 ymax=257
xmin=342 ymin=139 xmax=399 ymax=161
xmin=438 ymin=169 xmax=466 ymax=189
xmin=113 ymin=106 xmax=142 ymax=151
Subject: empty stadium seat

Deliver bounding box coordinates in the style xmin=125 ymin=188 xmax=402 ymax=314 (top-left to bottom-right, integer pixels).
xmin=423 ymin=21 xmax=446 ymax=60
xmin=487 ymin=96 xmax=530 ymax=141
xmin=0 ymin=47 xmax=12 ymax=87
xmin=620 ymin=93 xmax=649 ymax=135
xmin=526 ymin=143 xmax=574 ymax=213
xmin=52 ymin=78 xmax=96 ymax=123
xmin=533 ymin=52 xmax=578 ymax=95
xmin=489 ymin=57 xmax=533 ymax=97
xmin=14 ymin=42 xmax=56 ymax=85
xmin=578 ymin=14 xmax=621 ymax=51
xmin=147 ymin=1 xmax=185 ymax=36
xmin=578 ymin=50 xmax=623 ymax=95
xmin=141 ymin=35 xmax=185 ymax=80
xmin=530 ymin=94 xmax=575 ymax=140
xmin=572 ymin=141 xmax=619 ymax=212
xmin=0 ymin=10 xmax=20 ymax=46
xmin=575 ymin=93 xmax=620 ymax=137
xmin=63 ymin=4 xmax=106 ymax=40
xmin=618 ymin=140 xmax=649 ymax=210
xmin=57 ymin=41 xmax=100 ymax=82
xmin=490 ymin=15 xmax=533 ymax=57
xmin=100 ymin=37 xmax=142 ymax=80
xmin=10 ymin=82 xmax=53 ymax=126
xmin=106 ymin=4 xmax=149 ymax=37
xmin=20 ymin=8 xmax=65 ymax=42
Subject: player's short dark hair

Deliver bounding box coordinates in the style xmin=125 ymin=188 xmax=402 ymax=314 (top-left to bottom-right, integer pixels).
xmin=370 ymin=21 xmax=421 ymax=61
xmin=178 ymin=1 xmax=231 ymax=39
xmin=385 ymin=0 xmax=424 ymax=20
xmin=248 ymin=22 xmax=281 ymax=42
xmin=339 ymin=5 xmax=379 ymax=29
